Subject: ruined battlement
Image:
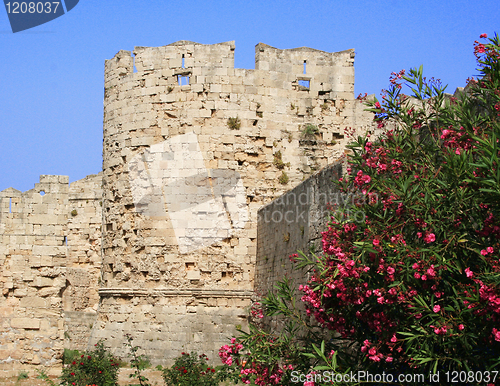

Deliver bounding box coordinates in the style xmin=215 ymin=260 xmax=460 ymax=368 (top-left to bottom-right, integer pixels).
xmin=104 ymin=41 xmax=354 ymax=99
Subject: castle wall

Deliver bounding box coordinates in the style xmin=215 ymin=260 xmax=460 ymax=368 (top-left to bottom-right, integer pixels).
xmin=95 ymin=40 xmax=375 ymax=364
xmin=0 ymin=174 xmax=102 ymax=374
xmin=0 ymin=40 xmax=377 ymax=369
xmin=0 ymin=176 xmax=68 ymax=371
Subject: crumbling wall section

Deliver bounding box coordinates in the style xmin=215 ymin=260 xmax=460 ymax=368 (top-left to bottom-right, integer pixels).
xmin=63 ymin=174 xmax=103 ymax=351
xmin=0 ymin=173 xmax=103 ymax=373
xmin=0 ymin=176 xmax=69 ymax=371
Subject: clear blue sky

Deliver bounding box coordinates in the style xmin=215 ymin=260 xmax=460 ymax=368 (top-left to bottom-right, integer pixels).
xmin=1 ymin=0 xmax=498 ymax=192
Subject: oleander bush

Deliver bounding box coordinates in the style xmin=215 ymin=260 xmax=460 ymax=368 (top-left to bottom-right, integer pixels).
xmin=158 ymin=352 xmax=230 ymax=386
xmin=60 ymin=340 xmax=119 ymax=386
xmin=220 ymin=33 xmax=500 ymax=385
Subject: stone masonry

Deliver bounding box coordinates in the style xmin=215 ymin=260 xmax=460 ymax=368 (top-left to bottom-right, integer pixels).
xmin=0 ymin=174 xmax=102 ymax=374
xmin=0 ymin=40 xmax=376 ymax=369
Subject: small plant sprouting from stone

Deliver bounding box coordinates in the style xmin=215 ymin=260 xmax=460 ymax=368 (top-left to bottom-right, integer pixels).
xmin=125 ymin=334 xmax=152 ymax=386
xmin=256 ymin=111 xmax=263 ymax=118
xmin=290 ymin=103 xmax=295 ymax=110
xmin=321 ymin=102 xmax=329 ymax=111
xmin=273 ymin=151 xmax=290 ymax=170
xmin=36 ymin=369 xmax=57 ymax=386
xmin=17 ymin=370 xmax=29 ymax=380
xmin=283 ymin=232 xmax=290 ymax=242
xmin=227 ymin=116 xmax=241 ymax=130
xmin=278 ymin=171 xmax=289 ymax=185
xmin=167 ymin=86 xmax=174 ymax=93
xmin=301 ymin=123 xmax=319 ymax=138
xmin=70 ymin=209 xmax=78 ymax=217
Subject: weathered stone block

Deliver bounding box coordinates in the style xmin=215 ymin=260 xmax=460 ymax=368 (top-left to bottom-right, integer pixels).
xmin=20 ymin=297 xmax=46 ymax=308
xmin=11 ymin=318 xmax=40 ymax=330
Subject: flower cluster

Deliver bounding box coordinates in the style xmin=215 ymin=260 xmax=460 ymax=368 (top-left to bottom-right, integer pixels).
xmin=219 ymin=332 xmax=299 ymax=386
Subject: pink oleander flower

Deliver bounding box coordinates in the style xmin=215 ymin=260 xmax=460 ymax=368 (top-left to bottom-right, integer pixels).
xmin=480 ymin=33 xmax=488 ymax=38
xmin=459 ymin=324 xmax=465 ymax=331
xmin=433 ymin=305 xmax=441 ymax=313
xmin=492 ymin=328 xmax=500 ymax=342
xmin=465 ymin=268 xmax=473 ymax=278
xmin=424 ymin=233 xmax=436 ymax=243
xmin=487 ymin=246 xmax=494 ymax=253
xmin=481 ymin=249 xmax=488 ymax=256
xmin=373 ymin=239 xmax=380 ymax=247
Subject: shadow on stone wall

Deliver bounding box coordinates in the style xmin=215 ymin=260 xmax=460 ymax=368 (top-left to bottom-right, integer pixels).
xmin=255 ymin=161 xmax=344 ymax=330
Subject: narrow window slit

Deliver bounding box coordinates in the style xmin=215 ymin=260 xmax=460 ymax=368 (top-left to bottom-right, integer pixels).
xmin=178 ymin=75 xmax=190 ymax=86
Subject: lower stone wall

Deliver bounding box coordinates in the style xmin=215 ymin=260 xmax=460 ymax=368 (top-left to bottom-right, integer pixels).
xmin=89 ymin=289 xmax=251 ymax=366
xmin=63 ymin=311 xmax=98 ymax=352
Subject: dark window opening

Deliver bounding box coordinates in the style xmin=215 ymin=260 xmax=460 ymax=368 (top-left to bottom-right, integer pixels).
xmin=9 ymin=198 xmax=12 ymax=213
xmin=303 ymin=60 xmax=307 ymax=74
xmin=40 ymin=190 xmax=45 ymax=196
xmin=182 ymin=54 xmax=185 ymax=69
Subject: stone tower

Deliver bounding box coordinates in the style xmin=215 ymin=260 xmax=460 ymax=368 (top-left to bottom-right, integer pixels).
xmin=91 ymin=40 xmax=374 ymax=363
